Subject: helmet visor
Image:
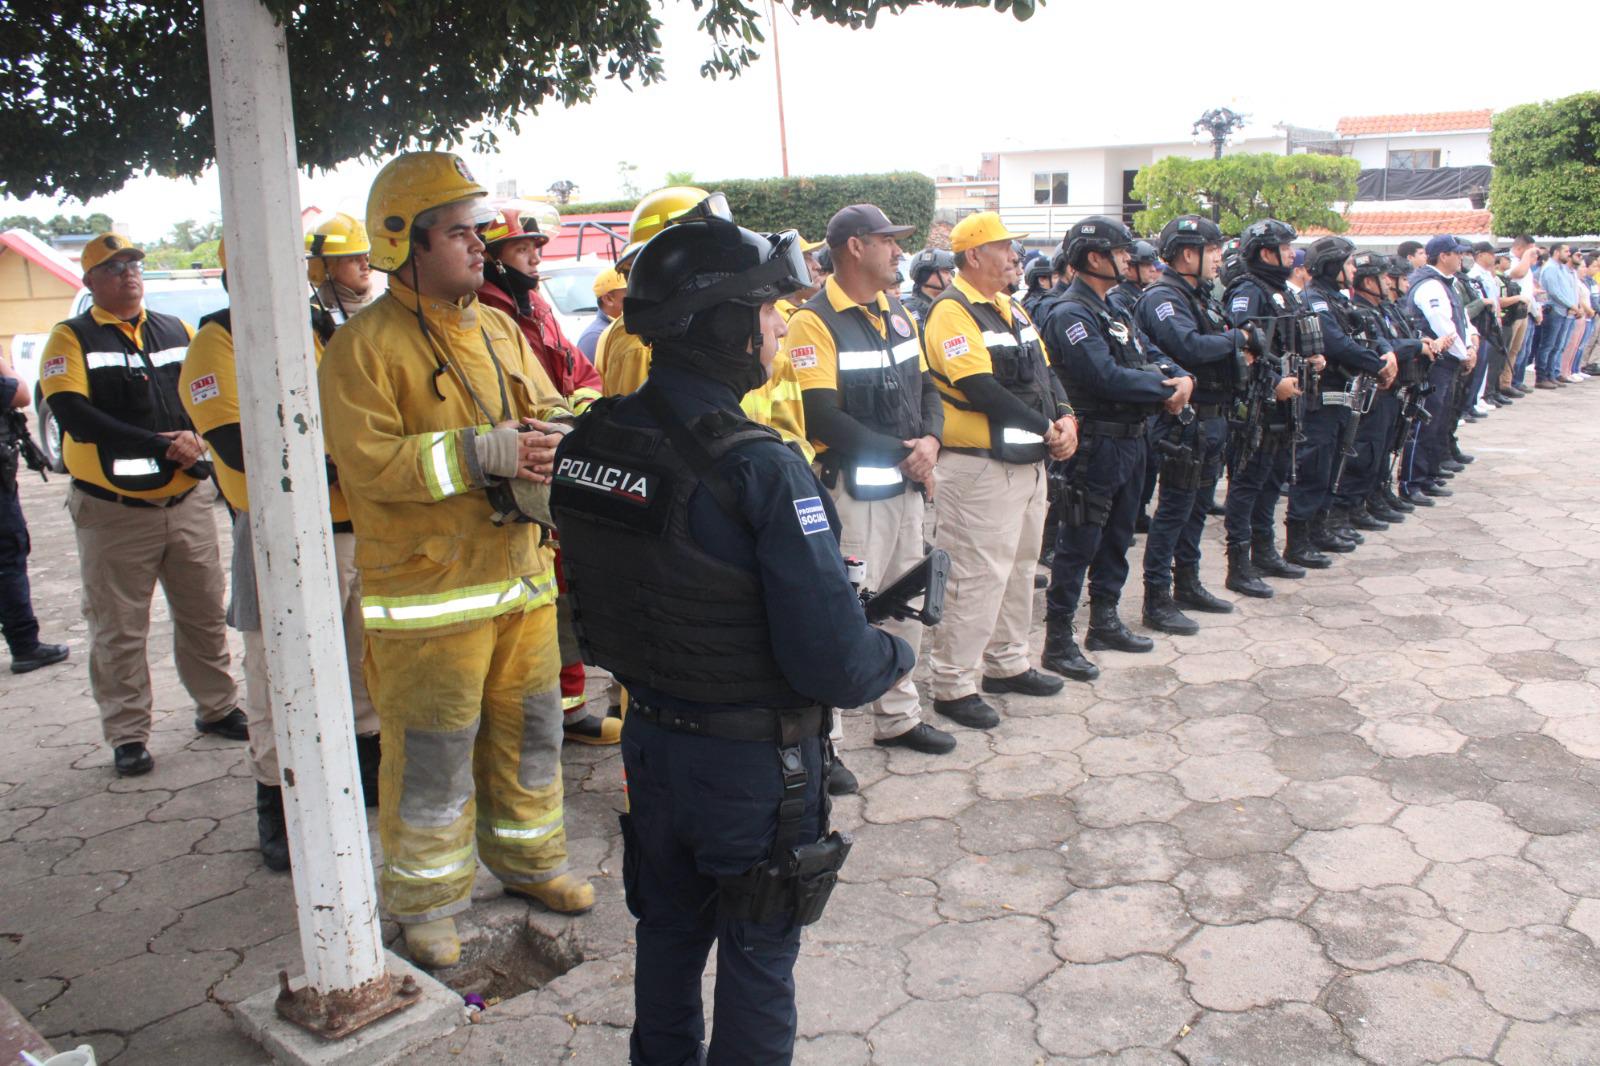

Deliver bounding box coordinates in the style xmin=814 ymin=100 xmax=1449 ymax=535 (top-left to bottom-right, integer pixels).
xmin=676 ymin=191 xmax=734 ymax=226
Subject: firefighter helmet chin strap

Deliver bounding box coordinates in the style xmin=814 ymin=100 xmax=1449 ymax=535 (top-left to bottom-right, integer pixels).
xmin=487 ymin=257 xmax=537 ymax=318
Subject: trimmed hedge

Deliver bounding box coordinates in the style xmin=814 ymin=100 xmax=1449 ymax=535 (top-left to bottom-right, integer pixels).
xmin=1489 ymin=93 xmax=1600 ymax=237
xmin=564 ymin=172 xmax=938 ymax=248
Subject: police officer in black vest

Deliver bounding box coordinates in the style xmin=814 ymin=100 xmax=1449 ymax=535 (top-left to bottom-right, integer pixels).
xmin=903 ymin=248 xmax=955 ymax=325
xmin=550 ymin=218 xmax=913 ymax=1064
xmin=1 ymin=349 xmax=68 ymax=675
xmin=1135 ymin=215 xmax=1255 ymax=627
xmin=1382 ymin=256 xmax=1441 ymax=512
xmin=1108 ymin=241 xmax=1158 ymax=319
xmin=1300 ymin=236 xmax=1398 ymax=548
xmin=1341 ymin=251 xmax=1429 ymax=526
xmin=1221 ymin=220 xmax=1314 ymax=576
xmin=1022 ymin=256 xmax=1055 ymax=319
xmin=1040 ymin=216 xmax=1192 ymax=682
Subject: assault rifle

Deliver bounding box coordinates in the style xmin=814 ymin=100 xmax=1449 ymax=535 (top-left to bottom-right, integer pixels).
xmin=1329 ymin=373 xmax=1379 ymax=495
xmin=1 ymin=409 xmax=50 ymax=489
xmin=852 ymin=548 xmax=950 ymax=626
xmin=1239 ymin=311 xmax=1325 ymax=485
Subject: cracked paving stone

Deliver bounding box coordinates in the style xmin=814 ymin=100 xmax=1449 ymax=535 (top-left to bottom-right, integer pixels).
xmin=1372 ymin=754 xmax=1494 ymax=804
xmin=955 ymin=796 xmax=1080 ymax=855
xmin=0 ymin=806 xmax=46 ymax=843
xmin=991 ymin=713 xmax=1094 ymax=755
xmin=3 ymin=871 xmax=126 ymax=929
xmin=1489 ymin=777 xmax=1600 ymax=834
xmin=1268 ymin=733 xmax=1380 ymax=780
xmin=38 ymin=948 xmax=236 ymax=1035
xmin=1543 ymin=715 xmax=1600 ymax=760
xmin=150 ymin=877 xmax=297 ymax=953
xmin=13 ymin=786 xmax=173 ymax=841
xmin=1176 ymin=1003 xmax=1365 ymax=1066
xmin=1171 ymin=714 xmax=1276 ymax=757
xmin=104 ymin=1002 xmax=273 ymax=1065
xmin=808 ymin=880 xmax=939 ymax=947
xmin=1454 ymin=925 xmax=1600 ymax=1020
xmin=8 ymin=903 xmax=180 ymax=979
xmin=867 ymin=993 xmax=1039 ymax=1066
xmin=1254 ymin=665 xmax=1345 ymax=702
xmin=975 ymin=752 xmax=1085 ymax=800
xmin=1170 ymin=797 xmax=1299 ymax=859
xmin=1047 ymin=883 xmax=1194 ymax=963
xmin=1069 ymin=773 xmax=1189 ymax=828
xmin=1435 ymin=695 xmax=1545 ymax=738
xmin=1342 ymin=679 xmax=1443 ymax=720
xmin=147 ymin=773 xmax=257 ymax=823
xmin=98 ymin=850 xmax=266 ymax=914
xmin=838 ymin=818 xmax=963 ymax=883
xmin=1515 ymin=679 xmax=1594 ymax=718
xmin=1324 ymin=961 xmax=1502 ymax=1066
xmin=1289 ymin=825 xmax=1427 ymax=891
xmin=1168 ymin=680 xmax=1267 ymax=719
xmin=1495 ymin=1014 xmax=1600 ymax=1066
xmin=1303 ymin=887 xmax=1461 ymax=970
xmin=1418 ymin=855 xmax=1569 ymax=932
xmin=0 ymin=838 xmax=83 ymax=889
xmin=1077 ymin=733 xmax=1184 ymax=776
xmin=1524 ymin=828 xmax=1600 ymax=896
xmin=1061 ymin=824 xmax=1187 ymax=888
xmin=793 ymin=942 xmax=910 ymax=1037
xmin=1261 ymin=697 xmax=1362 ymax=738
xmin=794 ymin=1034 xmax=870 ymax=1066
xmin=5 ymin=976 xmax=65 ymax=1018
xmin=903 ymin=914 xmax=1057 ymax=1000
xmin=1488 ymin=649 xmax=1588 ymax=682
xmin=1248 ymin=638 xmax=1337 ymax=670
xmin=1172 ymin=651 xmax=1260 ymax=685
xmin=210 ymin=930 xmax=300 ymax=1004
xmin=933 ymin=850 xmax=1069 ymax=921
xmin=1031 ymin=956 xmax=1194 ymax=1058
xmin=1174 ymin=919 xmax=1335 ymax=1010
xmin=861 ymin=770 xmax=977 ymax=824
xmin=1089 ymin=665 xmax=1180 ymax=700
xmin=1277 ymin=775 xmax=1400 ymax=830
xmin=1358 ymin=714 xmax=1468 ymax=758
xmin=1391 ymin=799 xmax=1530 ymax=862
xmin=1462 ymin=732 xmax=1583 ymax=781
xmin=1175 ymin=852 xmax=1317 ymax=924
xmin=1082 ymin=698 xmax=1183 ymax=737
xmin=51 ymin=817 xmax=213 ymax=876
xmin=1169 ymin=752 xmax=1287 ymax=802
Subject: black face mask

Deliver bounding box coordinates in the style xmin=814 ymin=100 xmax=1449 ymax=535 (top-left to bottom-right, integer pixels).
xmin=1249 ymin=256 xmax=1293 ymax=287
xmin=653 ymin=303 xmax=767 ymax=397
xmin=487 ymin=260 xmax=538 ymax=317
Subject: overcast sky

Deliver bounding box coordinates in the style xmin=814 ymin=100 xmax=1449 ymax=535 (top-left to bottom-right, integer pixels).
xmin=4 ymin=0 xmax=1594 ymax=243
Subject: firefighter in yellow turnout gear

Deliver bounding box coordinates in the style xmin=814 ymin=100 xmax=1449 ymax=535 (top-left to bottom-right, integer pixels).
xmin=319 ymin=151 xmax=594 ymax=968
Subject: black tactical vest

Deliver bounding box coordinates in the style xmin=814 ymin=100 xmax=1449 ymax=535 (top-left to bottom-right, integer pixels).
xmin=928 ymin=286 xmax=1053 ymax=463
xmin=550 ymin=395 xmax=814 ymax=707
xmin=799 ymin=288 xmax=924 ymax=499
xmin=1307 ymin=279 xmax=1374 ymax=390
xmin=64 ymin=308 xmax=193 ymax=493
xmin=1400 ymin=265 xmax=1467 ymax=347
xmin=1057 ymin=287 xmax=1158 ymax=422
xmin=1144 ymin=276 xmax=1236 ymax=401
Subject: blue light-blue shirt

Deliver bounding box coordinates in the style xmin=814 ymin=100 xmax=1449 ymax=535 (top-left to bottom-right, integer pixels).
xmin=576 ymin=312 xmax=610 ymax=360
xmin=1540 ymin=261 xmax=1579 ymax=315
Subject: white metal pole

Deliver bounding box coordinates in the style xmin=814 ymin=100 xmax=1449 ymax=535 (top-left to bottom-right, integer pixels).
xmin=202 ymin=0 xmax=386 ymax=996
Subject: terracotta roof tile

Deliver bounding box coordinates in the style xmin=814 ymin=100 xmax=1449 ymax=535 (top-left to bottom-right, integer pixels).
xmin=1335 ymin=111 xmax=1494 ymax=137
xmin=1302 ymin=209 xmax=1492 ymax=238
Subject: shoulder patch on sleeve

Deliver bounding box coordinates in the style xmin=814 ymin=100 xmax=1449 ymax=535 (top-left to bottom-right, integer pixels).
xmin=1311 ymin=300 xmax=1330 ymax=313
xmin=792 ymin=495 xmax=830 ymax=536
xmin=1428 ymin=299 xmax=1442 ymax=308
xmin=188 ymin=373 xmax=221 ymax=405
xmin=41 ymin=355 xmax=67 ymax=379
xmin=1155 ymin=301 xmax=1176 ymax=322
xmin=941 ymin=334 xmax=972 ymax=359
xmin=1064 ymin=321 xmax=1089 ymax=346
xmin=789 ymin=344 xmax=817 ymax=370
xmin=1230 ymin=295 xmax=1250 ymax=314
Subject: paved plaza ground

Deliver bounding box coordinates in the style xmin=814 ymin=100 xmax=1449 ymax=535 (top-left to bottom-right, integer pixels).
xmin=5 ymin=384 xmax=1600 ymax=1066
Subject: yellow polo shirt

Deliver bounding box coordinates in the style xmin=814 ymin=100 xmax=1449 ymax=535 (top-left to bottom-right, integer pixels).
xmin=921 ymin=274 xmax=1053 ymax=450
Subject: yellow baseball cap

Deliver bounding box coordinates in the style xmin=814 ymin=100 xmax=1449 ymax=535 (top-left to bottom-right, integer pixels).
xmin=950 ymin=212 xmax=1028 ymax=254
xmin=592 ymin=267 xmax=627 ymax=298
xmin=799 ymin=236 xmax=825 ymax=254
xmin=80 ymin=233 xmax=146 ymax=275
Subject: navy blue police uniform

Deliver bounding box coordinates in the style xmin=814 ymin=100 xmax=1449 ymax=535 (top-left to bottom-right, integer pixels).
xmin=1042 ymin=278 xmax=1183 ymax=625
xmin=1399 ymin=264 xmax=1469 ymax=492
xmin=0 ymin=373 xmax=42 ymax=661
xmin=1338 ymin=290 xmax=1418 ymax=515
xmin=1221 ymin=272 xmax=1294 ymax=552
xmin=1134 ymin=271 xmax=1243 ymax=589
xmin=1297 ymin=278 xmax=1387 ymax=528
xmin=552 ymin=364 xmax=912 ymax=1066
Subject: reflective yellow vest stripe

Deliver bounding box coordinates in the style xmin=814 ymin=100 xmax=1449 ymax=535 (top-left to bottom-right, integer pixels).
xmin=361 ymin=573 xmax=558 ymax=632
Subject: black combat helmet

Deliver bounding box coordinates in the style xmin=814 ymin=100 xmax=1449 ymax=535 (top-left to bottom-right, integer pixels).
xmin=909 ymin=248 xmax=956 ymax=286
xmin=1305 ymin=235 xmax=1358 ymax=280
xmin=1158 ymin=215 xmax=1224 ymax=261
xmin=1128 ymin=240 xmax=1159 ymax=266
xmin=1240 ymin=218 xmax=1299 ymax=262
xmin=1061 ymin=215 xmax=1135 ymax=270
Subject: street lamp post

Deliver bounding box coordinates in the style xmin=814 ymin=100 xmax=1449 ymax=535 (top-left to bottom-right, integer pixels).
xmin=1193 ymin=107 xmax=1247 ymax=223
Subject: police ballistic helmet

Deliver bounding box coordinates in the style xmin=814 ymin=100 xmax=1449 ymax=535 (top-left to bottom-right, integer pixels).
xmin=1024 ymin=256 xmax=1054 ymax=288
xmin=1305 ymin=236 xmax=1357 ymax=280
xmin=624 ymin=219 xmax=809 ymax=342
xmin=1062 ymin=215 xmax=1135 ymax=269
xmin=1350 ymin=250 xmax=1388 ymax=282
xmin=1384 ymin=255 xmax=1410 ymax=279
xmin=910 ymin=248 xmax=956 ymax=285
xmin=1158 ymin=214 xmax=1224 ymax=261
xmin=1240 ymin=218 xmax=1299 ymax=262
xmin=1129 ymin=240 xmax=1159 ymax=266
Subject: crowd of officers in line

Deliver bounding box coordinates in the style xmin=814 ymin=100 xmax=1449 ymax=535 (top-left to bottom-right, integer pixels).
xmin=21 ymin=153 xmax=1502 ymax=1064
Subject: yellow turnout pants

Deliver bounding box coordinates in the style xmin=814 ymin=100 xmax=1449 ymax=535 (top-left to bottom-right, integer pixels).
xmin=367 ymin=604 xmax=568 ymax=924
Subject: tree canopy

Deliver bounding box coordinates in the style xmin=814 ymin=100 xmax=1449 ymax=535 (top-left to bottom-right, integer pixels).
xmin=1131 ymin=154 xmax=1359 ymax=237
xmin=0 ymin=212 xmax=114 ymax=238
xmin=1 ymin=0 xmax=1034 ymax=202
xmin=1489 ymin=92 xmax=1600 ymax=237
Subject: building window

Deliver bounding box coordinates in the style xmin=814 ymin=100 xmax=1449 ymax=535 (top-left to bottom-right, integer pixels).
xmin=1033 ymin=171 xmax=1069 ymax=205
xmin=1387 ymin=149 xmax=1441 ymax=170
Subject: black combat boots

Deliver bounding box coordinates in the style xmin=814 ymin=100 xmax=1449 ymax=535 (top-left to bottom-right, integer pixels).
xmin=1085 ymin=599 xmax=1155 ymax=653
xmin=1174 ymin=564 xmax=1234 ymax=614
xmin=1042 ymin=618 xmax=1099 ymax=682
xmin=1142 ymin=582 xmax=1199 ymax=636
xmin=1225 ymin=543 xmax=1274 ymax=598
xmin=1251 ymin=532 xmax=1307 ymax=579
xmin=257 ymin=782 xmax=290 ymax=872
xmin=1284 ymin=519 xmax=1333 ymax=569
